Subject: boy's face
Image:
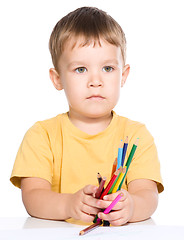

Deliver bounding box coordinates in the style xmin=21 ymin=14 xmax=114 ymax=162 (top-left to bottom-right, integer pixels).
xmin=50 ymin=37 xmax=129 ymax=120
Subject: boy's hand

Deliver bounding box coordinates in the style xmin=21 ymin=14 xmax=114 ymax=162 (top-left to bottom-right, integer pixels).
xmin=67 ymin=185 xmax=101 ymax=222
xmin=97 ymin=190 xmax=134 ymax=226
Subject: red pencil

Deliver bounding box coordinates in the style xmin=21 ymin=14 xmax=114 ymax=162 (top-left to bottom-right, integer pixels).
xmin=100 ymin=169 xmax=119 ymax=199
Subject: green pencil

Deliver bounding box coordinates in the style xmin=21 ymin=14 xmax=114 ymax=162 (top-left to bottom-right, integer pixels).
xmin=118 ymin=138 xmax=139 ymax=190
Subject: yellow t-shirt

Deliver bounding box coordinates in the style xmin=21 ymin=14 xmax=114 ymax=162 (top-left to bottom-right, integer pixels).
xmin=10 ymin=111 xmax=164 ymax=194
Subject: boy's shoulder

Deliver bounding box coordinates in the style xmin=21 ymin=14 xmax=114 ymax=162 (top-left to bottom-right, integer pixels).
xmin=115 ymin=112 xmax=145 ymax=129
xmin=115 ymin=113 xmax=151 ymax=139
xmin=36 ymin=114 xmax=63 ymax=128
xmin=27 ymin=113 xmax=66 ymax=137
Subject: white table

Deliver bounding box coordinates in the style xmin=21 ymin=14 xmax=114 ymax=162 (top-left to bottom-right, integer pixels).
xmin=0 ymin=217 xmax=184 ymax=239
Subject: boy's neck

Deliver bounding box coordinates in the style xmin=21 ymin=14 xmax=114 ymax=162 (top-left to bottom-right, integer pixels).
xmin=68 ymin=111 xmax=113 ymax=135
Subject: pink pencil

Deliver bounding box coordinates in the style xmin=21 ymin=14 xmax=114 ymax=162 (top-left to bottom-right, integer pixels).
xmin=103 ymin=193 xmax=123 ymax=214
xmin=97 ymin=193 xmax=123 ymax=222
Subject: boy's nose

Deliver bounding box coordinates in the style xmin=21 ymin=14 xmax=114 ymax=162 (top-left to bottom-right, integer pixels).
xmin=88 ymin=73 xmax=103 ymax=87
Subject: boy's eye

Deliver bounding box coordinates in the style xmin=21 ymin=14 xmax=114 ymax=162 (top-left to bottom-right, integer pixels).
xmin=75 ymin=67 xmax=87 ymax=73
xmin=102 ymin=66 xmax=113 ymax=72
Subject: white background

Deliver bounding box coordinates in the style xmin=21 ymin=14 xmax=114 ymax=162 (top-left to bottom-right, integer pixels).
xmin=0 ymin=0 xmax=184 ymax=225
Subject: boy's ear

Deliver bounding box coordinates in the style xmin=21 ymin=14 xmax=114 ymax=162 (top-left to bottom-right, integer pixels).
xmin=121 ymin=64 xmax=130 ymax=87
xmin=49 ymin=68 xmax=63 ymax=90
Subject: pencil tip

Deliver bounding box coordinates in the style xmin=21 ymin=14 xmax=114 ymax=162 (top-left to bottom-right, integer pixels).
xmin=118 ymin=166 xmax=123 ymax=170
xmin=79 ymin=231 xmax=84 ymax=235
xmin=134 ymin=138 xmax=139 ymax=145
xmin=119 ymin=139 xmax=124 ymax=148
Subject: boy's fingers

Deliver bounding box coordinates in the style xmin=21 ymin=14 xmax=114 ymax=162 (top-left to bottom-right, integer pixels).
xmin=83 ymin=194 xmax=102 ymax=209
xmin=96 ymin=199 xmax=113 ymax=209
xmin=82 ymin=186 xmax=102 ymax=208
xmin=98 ymin=210 xmax=123 ymax=222
xmin=83 ymin=185 xmax=98 ymax=195
xmin=110 ymin=217 xmax=128 ymax=226
xmin=96 ymin=199 xmax=123 ymax=210
xmin=81 ymin=203 xmax=99 ymax=215
xmin=80 ymin=211 xmax=96 ymax=223
xmin=103 ymin=190 xmax=127 ymax=201
xmin=103 ymin=192 xmax=119 ymax=201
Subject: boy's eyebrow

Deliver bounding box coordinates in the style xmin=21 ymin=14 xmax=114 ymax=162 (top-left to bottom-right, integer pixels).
xmin=67 ymin=59 xmax=120 ymax=68
xmin=67 ymin=61 xmax=86 ymax=68
xmin=102 ymin=59 xmax=119 ymax=65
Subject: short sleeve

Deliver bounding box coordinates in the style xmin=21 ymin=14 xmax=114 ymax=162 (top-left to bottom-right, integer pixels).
xmin=126 ymin=125 xmax=164 ymax=193
xmin=10 ymin=122 xmax=54 ymax=188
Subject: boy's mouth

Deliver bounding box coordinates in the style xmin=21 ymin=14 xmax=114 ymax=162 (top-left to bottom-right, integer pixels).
xmin=86 ymin=95 xmax=105 ymax=100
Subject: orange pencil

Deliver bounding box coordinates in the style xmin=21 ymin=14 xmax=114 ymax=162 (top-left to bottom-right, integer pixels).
xmin=111 ymin=157 xmax=117 ymax=177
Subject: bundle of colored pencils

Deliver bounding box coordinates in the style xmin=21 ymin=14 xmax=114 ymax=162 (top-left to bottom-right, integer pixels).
xmin=79 ymin=137 xmax=139 ymax=236
xmin=79 ymin=193 xmax=123 ymax=235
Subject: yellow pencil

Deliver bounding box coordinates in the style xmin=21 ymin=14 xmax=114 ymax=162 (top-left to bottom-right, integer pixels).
xmin=111 ymin=167 xmax=126 ymax=193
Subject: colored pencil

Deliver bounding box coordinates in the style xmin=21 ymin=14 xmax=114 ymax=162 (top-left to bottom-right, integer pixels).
xmin=111 ymin=167 xmax=126 ymax=193
xmin=118 ymin=138 xmax=139 ymax=190
xmin=100 ymin=169 xmax=119 ymax=200
xmin=93 ymin=214 xmax=98 ymax=223
xmin=93 ymin=170 xmax=119 ymax=223
xmin=111 ymin=157 xmax=117 ymax=177
xmin=79 ymin=220 xmax=102 ymax=236
xmin=93 ymin=170 xmax=120 ymax=223
xmin=103 ymin=220 xmax=110 ymax=226
xmin=95 ymin=177 xmax=106 ymax=199
xmin=108 ymin=167 xmax=122 ymax=194
xmin=96 ymin=193 xmax=123 ymax=223
xmin=121 ymin=136 xmax=128 ymax=167
xmin=117 ymin=140 xmax=123 ymax=169
xmin=103 ymin=193 xmax=123 ymax=214
xmin=97 ymin=172 xmax=102 ymax=184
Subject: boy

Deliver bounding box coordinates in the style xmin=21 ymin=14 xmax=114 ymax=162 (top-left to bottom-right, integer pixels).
xmin=10 ymin=7 xmax=164 ymax=226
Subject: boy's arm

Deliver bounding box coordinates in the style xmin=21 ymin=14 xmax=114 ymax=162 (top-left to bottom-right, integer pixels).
xmin=21 ymin=177 xmax=99 ymax=222
xmin=128 ymin=179 xmax=158 ymax=222
xmin=97 ymin=179 xmax=158 ymax=225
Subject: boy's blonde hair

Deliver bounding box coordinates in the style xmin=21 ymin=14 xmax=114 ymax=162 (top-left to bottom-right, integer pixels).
xmin=49 ymin=7 xmax=126 ymax=72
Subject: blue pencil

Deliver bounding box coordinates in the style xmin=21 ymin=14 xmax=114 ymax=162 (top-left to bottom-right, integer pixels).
xmin=121 ymin=136 xmax=128 ymax=167
xmin=116 ymin=140 xmax=123 ymax=169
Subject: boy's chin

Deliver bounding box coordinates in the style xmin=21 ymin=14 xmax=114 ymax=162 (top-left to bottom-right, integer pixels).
xmin=69 ymin=106 xmax=114 ymax=120
xmin=82 ymin=110 xmax=113 ymax=119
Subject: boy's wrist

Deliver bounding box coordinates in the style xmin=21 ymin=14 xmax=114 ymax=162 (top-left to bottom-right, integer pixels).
xmin=127 ymin=193 xmax=135 ymax=222
xmin=59 ymin=193 xmax=73 ymax=219
xmin=128 ymin=189 xmax=158 ymax=222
